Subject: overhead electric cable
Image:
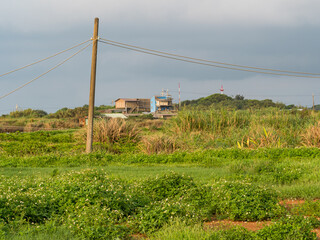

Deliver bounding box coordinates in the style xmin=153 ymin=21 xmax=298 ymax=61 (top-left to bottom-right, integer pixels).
xmin=99 ymin=38 xmax=320 ymax=77
xmin=0 ymin=39 xmax=91 ymax=78
xmin=0 ymin=42 xmax=92 ymax=100
xmin=169 ymin=90 xmax=319 ymax=97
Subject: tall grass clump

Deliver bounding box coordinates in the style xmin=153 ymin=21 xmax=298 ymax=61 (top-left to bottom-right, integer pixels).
xmin=167 ymin=108 xmax=320 ymax=148
xmin=76 ymin=118 xmax=140 ymax=145
xmin=170 ymin=109 xmax=251 ymax=134
xmin=139 ymin=134 xmax=181 ymax=154
xmin=251 ymin=108 xmax=309 ymax=130
xmin=94 ymin=118 xmax=140 ymax=144
xmin=301 ymin=121 xmax=320 ymax=147
xmin=249 ymin=109 xmax=319 ymax=146
xmin=237 ymin=127 xmax=284 ymax=148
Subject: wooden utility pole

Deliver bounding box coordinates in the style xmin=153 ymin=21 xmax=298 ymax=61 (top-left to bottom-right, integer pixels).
xmin=86 ymin=18 xmax=99 ymax=153
xmin=313 ymin=93 xmax=315 ymax=111
xmin=178 ymin=82 xmax=181 ymax=110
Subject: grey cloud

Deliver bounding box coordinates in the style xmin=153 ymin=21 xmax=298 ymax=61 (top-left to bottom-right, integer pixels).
xmin=0 ymin=1 xmax=320 ymax=115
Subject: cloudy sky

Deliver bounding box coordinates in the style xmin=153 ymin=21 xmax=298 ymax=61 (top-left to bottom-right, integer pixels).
xmin=1 ymin=0 xmax=320 ymax=114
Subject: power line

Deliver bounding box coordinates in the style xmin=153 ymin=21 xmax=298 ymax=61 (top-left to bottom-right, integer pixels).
xmin=0 ymin=39 xmax=91 ymax=78
xmin=99 ymin=38 xmax=320 ymax=76
xmin=169 ymin=89 xmax=320 ymax=98
xmin=99 ymin=38 xmax=320 ymax=78
xmin=0 ymin=42 xmax=92 ymax=100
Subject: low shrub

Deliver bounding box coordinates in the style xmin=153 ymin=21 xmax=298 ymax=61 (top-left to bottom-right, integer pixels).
xmin=150 ymin=218 xmax=212 ymax=240
xmin=64 ymin=204 xmax=131 ymax=239
xmin=141 ymin=172 xmax=196 ymax=201
xmin=256 ymin=216 xmax=318 ymax=240
xmin=290 ymin=200 xmax=320 ymax=217
xmin=213 ymin=181 xmax=283 ymax=221
xmin=136 ymin=199 xmax=193 ymax=233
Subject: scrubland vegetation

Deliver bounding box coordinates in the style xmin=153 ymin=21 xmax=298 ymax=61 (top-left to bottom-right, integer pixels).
xmin=1 ymin=105 xmax=320 ymax=239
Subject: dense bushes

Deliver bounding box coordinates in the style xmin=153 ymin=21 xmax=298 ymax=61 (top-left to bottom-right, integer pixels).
xmin=213 ymin=181 xmax=282 ymax=221
xmin=181 ymin=93 xmax=288 ymax=110
xmin=256 ymin=216 xmax=319 ymax=240
xmin=48 ymin=106 xmax=88 ymax=119
xmin=8 ymin=109 xmax=48 ymax=118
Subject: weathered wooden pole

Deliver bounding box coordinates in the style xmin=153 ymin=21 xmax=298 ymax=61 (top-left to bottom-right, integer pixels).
xmin=86 ymin=17 xmax=99 ymax=153
xmin=178 ymin=82 xmax=181 ymax=110
xmin=313 ymin=93 xmax=315 ymax=111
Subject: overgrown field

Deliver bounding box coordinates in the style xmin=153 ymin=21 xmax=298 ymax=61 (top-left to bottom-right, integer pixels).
xmin=1 ymin=108 xmax=320 ymax=239
xmin=1 ymin=168 xmax=320 ymax=239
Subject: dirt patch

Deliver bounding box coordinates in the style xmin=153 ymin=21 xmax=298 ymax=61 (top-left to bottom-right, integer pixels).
xmin=279 ymin=199 xmax=320 ymax=208
xmin=205 ymin=220 xmax=271 ymax=231
xmin=279 ymin=199 xmax=306 ymax=206
xmin=130 ymin=233 xmax=148 ymax=239
xmin=135 ymin=199 xmax=320 ymax=239
xmin=312 ymin=228 xmax=320 ymax=239
xmin=205 ymin=219 xmax=320 ymax=238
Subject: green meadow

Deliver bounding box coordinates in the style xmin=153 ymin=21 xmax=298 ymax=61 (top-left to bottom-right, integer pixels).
xmin=1 ymin=108 xmax=320 ymax=239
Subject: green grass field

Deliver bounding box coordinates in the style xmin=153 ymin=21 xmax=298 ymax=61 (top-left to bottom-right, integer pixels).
xmin=1 ymin=109 xmax=320 ymax=239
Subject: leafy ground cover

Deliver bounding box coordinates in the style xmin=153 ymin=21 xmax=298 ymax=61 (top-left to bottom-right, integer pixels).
xmin=1 ymin=170 xmax=319 ymax=239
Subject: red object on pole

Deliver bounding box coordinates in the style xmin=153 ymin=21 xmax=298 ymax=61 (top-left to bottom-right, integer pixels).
xmin=220 ymin=85 xmax=224 ymax=94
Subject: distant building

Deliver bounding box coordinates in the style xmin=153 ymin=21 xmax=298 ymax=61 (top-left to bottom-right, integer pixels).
xmin=150 ymin=91 xmax=173 ymax=112
xmin=103 ymin=113 xmax=127 ymax=119
xmin=115 ymin=98 xmax=150 ymax=113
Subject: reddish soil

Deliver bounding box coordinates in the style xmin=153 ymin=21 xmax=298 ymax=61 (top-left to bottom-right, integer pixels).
xmin=204 ymin=199 xmax=320 ymax=238
xmin=130 ymin=233 xmax=148 ymax=239
xmin=279 ymin=199 xmax=320 ymax=209
xmin=313 ymin=228 xmax=320 ymax=239
xmin=205 ymin=219 xmax=271 ymax=231
xmin=205 ymin=219 xmax=320 ymax=239
xmin=279 ymin=199 xmax=307 ymax=206
xmin=133 ymin=200 xmax=320 ymax=239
